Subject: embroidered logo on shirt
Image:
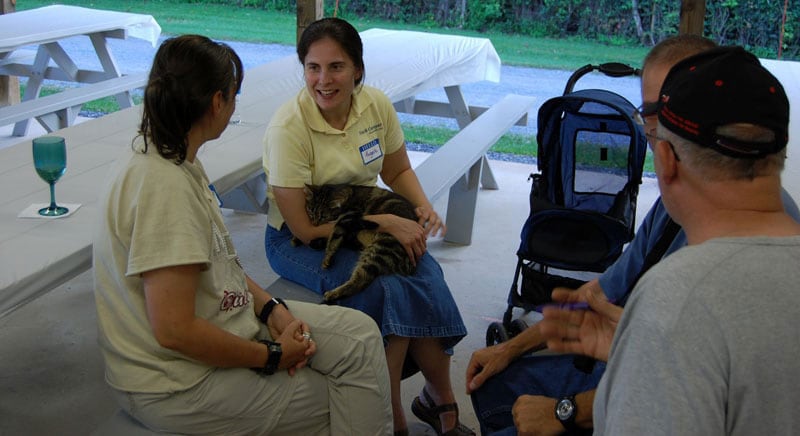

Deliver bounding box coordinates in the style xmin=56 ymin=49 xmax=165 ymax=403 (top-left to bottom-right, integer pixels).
xmin=219 ymin=289 xmax=251 ymax=312
xmin=359 ymin=123 xmax=383 ymax=135
xmin=359 ymin=139 xmax=383 ymax=165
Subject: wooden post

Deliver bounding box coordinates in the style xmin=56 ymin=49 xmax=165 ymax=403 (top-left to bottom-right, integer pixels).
xmin=297 ymin=0 xmax=324 ymax=44
xmin=1 ymin=0 xmax=20 ymax=107
xmin=679 ymin=0 xmax=706 ymax=36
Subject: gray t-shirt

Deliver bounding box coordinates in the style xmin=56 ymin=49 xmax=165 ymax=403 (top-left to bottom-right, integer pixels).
xmin=595 ymin=236 xmax=800 ymax=435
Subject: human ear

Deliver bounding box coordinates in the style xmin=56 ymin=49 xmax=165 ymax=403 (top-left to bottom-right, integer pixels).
xmin=211 ymin=90 xmax=225 ymax=115
xmin=654 ymin=139 xmax=678 ymax=183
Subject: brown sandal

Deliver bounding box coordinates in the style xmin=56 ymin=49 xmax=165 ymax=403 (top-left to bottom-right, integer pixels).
xmin=410 ymin=388 xmax=475 ymax=436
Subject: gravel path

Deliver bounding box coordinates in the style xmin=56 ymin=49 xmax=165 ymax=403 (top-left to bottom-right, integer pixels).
xmin=49 ymin=34 xmax=643 ymax=165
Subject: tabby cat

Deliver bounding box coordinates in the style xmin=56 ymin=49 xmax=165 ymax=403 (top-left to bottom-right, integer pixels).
xmin=300 ymin=184 xmax=418 ymax=302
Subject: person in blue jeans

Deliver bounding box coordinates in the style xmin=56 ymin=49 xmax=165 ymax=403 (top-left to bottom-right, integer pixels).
xmin=541 ymin=45 xmax=800 ymax=435
xmin=263 ymin=17 xmax=472 ymax=436
xmin=466 ymin=34 xmax=800 ymax=435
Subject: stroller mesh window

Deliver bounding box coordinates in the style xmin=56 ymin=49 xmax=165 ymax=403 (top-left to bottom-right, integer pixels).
xmin=488 ymin=64 xmax=648 ymax=347
xmin=573 ymin=129 xmax=631 ymax=195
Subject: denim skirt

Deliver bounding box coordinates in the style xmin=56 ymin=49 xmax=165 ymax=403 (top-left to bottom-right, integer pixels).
xmin=265 ymin=224 xmax=467 ymax=351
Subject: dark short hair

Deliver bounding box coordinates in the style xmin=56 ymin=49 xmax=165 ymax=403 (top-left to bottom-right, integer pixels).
xmin=139 ymin=34 xmax=244 ymax=164
xmin=297 ymin=17 xmax=364 ymax=86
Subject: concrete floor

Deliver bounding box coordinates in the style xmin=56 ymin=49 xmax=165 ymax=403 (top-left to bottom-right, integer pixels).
xmin=0 ymin=119 xmax=660 ymax=434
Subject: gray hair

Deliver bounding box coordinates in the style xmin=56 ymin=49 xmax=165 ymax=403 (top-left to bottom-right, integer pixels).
xmin=657 ymin=123 xmax=785 ymax=181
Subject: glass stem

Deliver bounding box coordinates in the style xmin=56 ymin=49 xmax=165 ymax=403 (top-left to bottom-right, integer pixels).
xmin=48 ymin=182 xmax=57 ymax=211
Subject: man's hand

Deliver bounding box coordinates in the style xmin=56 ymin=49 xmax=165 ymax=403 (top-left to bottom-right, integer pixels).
xmin=513 ymin=395 xmax=563 ymax=436
xmin=539 ymin=285 xmax=622 ymax=362
xmin=466 ymin=343 xmax=515 ymax=394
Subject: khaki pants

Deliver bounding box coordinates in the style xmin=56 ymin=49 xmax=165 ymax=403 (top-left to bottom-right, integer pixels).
xmin=112 ymin=301 xmax=392 ymax=435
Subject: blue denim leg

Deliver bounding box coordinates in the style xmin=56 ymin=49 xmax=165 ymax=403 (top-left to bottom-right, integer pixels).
xmin=471 ymin=353 xmax=605 ymax=435
xmin=265 ymin=225 xmax=467 ymax=349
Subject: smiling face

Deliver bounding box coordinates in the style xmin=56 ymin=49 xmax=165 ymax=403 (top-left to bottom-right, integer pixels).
xmin=303 ymin=37 xmax=363 ymax=127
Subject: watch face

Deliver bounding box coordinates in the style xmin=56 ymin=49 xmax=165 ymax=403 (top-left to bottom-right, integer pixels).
xmin=556 ymin=398 xmax=575 ymax=420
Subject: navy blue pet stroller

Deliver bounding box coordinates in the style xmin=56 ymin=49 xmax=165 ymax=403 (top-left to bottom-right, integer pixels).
xmin=486 ymin=63 xmax=648 ymax=345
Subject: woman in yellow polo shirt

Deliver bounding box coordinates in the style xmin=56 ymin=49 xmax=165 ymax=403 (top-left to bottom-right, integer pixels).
xmin=94 ymin=34 xmax=392 ymax=435
xmin=263 ymin=17 xmax=473 ymax=436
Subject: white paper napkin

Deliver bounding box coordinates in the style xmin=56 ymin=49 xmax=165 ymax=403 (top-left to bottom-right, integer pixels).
xmin=18 ymin=203 xmax=82 ymax=219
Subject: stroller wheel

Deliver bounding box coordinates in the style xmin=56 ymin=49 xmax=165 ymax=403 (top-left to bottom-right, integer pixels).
xmin=486 ymin=322 xmax=509 ymax=346
xmin=508 ymin=319 xmax=529 ymax=337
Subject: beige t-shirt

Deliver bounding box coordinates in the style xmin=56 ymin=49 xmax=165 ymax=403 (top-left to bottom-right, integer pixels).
xmin=262 ymin=85 xmax=405 ymax=229
xmin=93 ymin=146 xmax=259 ymax=393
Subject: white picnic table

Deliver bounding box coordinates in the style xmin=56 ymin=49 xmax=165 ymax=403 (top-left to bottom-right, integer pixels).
xmin=0 ymin=5 xmax=161 ymax=135
xmin=0 ymin=28 xmax=503 ymax=319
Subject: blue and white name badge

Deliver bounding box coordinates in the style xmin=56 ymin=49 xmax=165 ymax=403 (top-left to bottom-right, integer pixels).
xmin=208 ymin=184 xmax=223 ymax=208
xmin=359 ymin=139 xmax=383 ymax=165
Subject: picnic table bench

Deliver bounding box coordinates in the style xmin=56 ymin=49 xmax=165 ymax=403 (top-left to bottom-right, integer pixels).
xmin=0 ymin=5 xmax=161 ymax=136
xmin=0 ymin=72 xmax=148 ymax=132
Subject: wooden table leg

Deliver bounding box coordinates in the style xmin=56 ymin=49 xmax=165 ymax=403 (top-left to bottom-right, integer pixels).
xmin=1 ymin=0 xmax=19 ymax=108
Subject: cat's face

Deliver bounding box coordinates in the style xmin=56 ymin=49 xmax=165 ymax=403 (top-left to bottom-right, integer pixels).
xmin=304 ymin=184 xmax=348 ymax=225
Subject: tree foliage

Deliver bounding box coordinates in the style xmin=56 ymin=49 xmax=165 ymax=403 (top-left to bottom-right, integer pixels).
xmin=207 ymin=0 xmax=798 ymax=60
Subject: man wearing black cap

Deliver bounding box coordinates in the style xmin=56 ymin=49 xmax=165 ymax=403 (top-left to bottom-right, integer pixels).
xmin=467 ymin=36 xmax=800 ymax=435
xmin=540 ymin=46 xmax=800 ymax=434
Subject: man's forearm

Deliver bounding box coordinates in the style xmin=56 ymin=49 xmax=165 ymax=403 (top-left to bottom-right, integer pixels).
xmin=507 ymin=322 xmax=547 ymax=356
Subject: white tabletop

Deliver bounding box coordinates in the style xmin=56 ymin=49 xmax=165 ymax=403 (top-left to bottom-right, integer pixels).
xmin=0 ymin=5 xmax=161 ymax=54
xmin=761 ymin=58 xmax=800 ymax=202
xmin=238 ymin=28 xmax=501 ymax=108
xmin=0 ymin=28 xmax=501 ymax=318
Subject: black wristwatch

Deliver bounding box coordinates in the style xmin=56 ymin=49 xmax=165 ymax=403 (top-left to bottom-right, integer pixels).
xmin=555 ymin=395 xmax=579 ymax=432
xmin=258 ymin=297 xmax=287 ymax=324
xmin=253 ymin=340 xmax=282 ymax=375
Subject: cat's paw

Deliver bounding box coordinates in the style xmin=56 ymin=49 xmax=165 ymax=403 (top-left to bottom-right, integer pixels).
xmin=322 ymin=289 xmax=340 ymax=303
xmin=308 ymin=238 xmax=327 ymax=250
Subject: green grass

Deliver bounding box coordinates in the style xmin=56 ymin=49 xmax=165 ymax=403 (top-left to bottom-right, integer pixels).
xmin=16 ymin=0 xmax=653 ymax=169
xmin=18 ymin=0 xmax=650 ymax=70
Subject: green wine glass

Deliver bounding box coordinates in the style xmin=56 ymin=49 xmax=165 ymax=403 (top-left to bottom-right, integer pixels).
xmin=32 ymin=136 xmax=69 ymax=217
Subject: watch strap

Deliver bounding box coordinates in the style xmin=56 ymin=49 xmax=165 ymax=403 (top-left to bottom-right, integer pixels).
xmin=258 ymin=297 xmax=287 ymax=324
xmin=254 ymin=340 xmax=281 ymax=375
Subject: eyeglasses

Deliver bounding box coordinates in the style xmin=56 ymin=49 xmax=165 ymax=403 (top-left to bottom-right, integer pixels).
xmin=644 ymin=127 xmax=681 ymax=161
xmin=632 ymin=101 xmax=660 ymax=126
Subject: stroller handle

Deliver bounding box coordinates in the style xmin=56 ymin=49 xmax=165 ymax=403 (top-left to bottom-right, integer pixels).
xmin=562 ymin=62 xmax=642 ymax=95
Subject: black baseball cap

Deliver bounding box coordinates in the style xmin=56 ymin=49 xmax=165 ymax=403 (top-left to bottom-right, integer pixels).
xmin=657 ymin=46 xmax=789 ymax=159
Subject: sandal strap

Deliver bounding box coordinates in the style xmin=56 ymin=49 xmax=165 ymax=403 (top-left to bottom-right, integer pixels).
xmin=422 ymin=388 xmax=459 ymax=415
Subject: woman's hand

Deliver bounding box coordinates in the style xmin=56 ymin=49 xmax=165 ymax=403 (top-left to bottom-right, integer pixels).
xmin=274 ymin=318 xmax=316 ymax=375
xmin=367 ymin=213 xmax=427 ymax=265
xmin=415 ymin=206 xmax=446 ymax=238
xmin=266 ymin=304 xmax=295 ymax=339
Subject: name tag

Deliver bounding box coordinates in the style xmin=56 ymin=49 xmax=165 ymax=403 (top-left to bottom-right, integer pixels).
xmin=359 ymin=139 xmax=383 ymax=165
